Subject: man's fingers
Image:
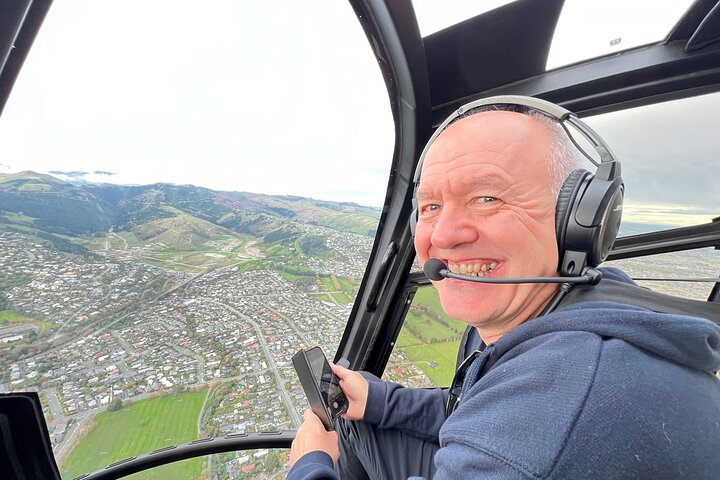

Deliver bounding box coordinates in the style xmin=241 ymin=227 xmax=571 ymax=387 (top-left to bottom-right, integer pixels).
xmin=303 ymin=408 xmax=321 ymax=426
xmin=330 ymin=362 xmax=349 ymax=378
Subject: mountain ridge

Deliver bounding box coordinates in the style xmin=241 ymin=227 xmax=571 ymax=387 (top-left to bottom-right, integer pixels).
xmin=0 ymin=171 xmax=380 ymax=254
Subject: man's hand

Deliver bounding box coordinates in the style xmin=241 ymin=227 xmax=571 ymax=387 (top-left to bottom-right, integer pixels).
xmin=289 ymin=409 xmax=339 ymax=466
xmin=330 ymin=363 xmax=368 ymax=420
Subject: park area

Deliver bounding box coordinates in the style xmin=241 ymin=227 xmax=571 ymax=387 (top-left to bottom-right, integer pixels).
xmin=60 ymin=389 xmax=207 ymax=480
xmin=394 ymin=287 xmax=467 ymax=386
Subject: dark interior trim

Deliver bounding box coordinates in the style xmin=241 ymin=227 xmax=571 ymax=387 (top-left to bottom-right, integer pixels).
xmin=685 ymin=0 xmax=720 ymax=52
xmin=0 ymin=0 xmax=53 ymax=116
xmin=430 ymin=40 xmax=720 ymax=124
xmin=609 ymin=218 xmax=720 ymax=260
xmin=423 ymin=0 xmax=565 ymax=107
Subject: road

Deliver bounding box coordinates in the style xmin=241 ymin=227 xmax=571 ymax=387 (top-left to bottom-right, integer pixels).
xmin=46 ymin=387 xmax=65 ymax=428
xmin=169 ymin=343 xmax=206 ymax=383
xmin=204 ymin=298 xmax=302 ymax=428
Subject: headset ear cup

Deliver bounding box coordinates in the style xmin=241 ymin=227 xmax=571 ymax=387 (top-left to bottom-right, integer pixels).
xmin=555 ymin=169 xmax=591 ymax=264
xmin=410 ymin=208 xmax=417 ymax=236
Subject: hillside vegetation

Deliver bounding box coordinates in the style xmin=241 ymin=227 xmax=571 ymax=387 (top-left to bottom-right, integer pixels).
xmin=0 ymin=171 xmax=381 ymax=257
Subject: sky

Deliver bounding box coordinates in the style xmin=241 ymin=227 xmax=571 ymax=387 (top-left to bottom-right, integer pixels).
xmin=0 ymin=0 xmax=716 ymax=224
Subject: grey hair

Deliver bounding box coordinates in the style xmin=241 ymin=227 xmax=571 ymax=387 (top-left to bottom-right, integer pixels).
xmin=445 ymin=105 xmax=583 ymax=198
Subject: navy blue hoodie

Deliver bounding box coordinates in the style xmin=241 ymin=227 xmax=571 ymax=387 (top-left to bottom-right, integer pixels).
xmin=289 ymin=277 xmax=720 ymax=479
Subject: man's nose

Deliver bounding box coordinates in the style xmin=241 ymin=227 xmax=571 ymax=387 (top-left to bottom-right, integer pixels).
xmin=430 ymin=207 xmax=477 ymax=249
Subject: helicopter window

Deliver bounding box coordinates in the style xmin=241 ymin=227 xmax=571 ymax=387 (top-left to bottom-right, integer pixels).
xmin=546 ymin=0 xmax=694 ymax=70
xmin=583 ymin=91 xmax=720 ymax=232
xmin=604 ymin=248 xmax=720 ymax=301
xmin=383 ymin=285 xmax=464 ymax=387
xmin=0 ymin=0 xmax=392 ymax=478
xmin=414 ymin=0 xmax=693 ymax=70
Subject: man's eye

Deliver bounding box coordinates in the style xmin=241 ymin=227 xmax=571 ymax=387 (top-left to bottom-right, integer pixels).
xmin=421 ymin=204 xmax=440 ymax=214
xmin=478 ymin=196 xmax=497 ymax=203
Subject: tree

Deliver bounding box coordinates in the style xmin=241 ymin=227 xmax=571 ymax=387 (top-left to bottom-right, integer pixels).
xmin=107 ymin=398 xmax=123 ymax=412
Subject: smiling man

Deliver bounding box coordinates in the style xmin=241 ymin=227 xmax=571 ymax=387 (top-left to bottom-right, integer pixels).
xmin=288 ymin=97 xmax=720 ymax=480
xmin=413 ymin=109 xmax=565 ymax=343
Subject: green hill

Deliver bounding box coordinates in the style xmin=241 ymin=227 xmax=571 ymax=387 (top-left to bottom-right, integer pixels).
xmin=0 ymin=171 xmax=380 ymax=257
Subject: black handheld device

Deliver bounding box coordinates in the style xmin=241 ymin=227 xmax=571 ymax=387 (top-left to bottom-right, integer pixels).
xmin=291 ymin=346 xmax=349 ymax=431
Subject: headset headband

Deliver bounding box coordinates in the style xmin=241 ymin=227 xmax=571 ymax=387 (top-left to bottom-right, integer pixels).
xmin=413 ymin=95 xmax=620 ymax=184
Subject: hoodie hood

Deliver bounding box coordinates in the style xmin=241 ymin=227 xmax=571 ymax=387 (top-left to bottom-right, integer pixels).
xmin=493 ymin=300 xmax=720 ymax=374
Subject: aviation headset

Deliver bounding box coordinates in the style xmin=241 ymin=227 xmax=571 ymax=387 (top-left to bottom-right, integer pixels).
xmin=410 ymin=95 xmax=624 ymax=277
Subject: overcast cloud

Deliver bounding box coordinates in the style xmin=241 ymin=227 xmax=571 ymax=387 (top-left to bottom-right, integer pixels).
xmin=587 ymin=94 xmax=720 ymax=212
xmin=0 ymin=0 xmax=395 ymax=206
xmin=0 ymin=0 xmax=717 ymax=221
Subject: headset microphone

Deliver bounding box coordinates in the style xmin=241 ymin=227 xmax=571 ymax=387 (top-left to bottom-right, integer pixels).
xmin=422 ymin=258 xmax=603 ymax=285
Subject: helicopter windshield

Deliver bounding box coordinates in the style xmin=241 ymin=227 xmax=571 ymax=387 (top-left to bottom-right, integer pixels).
xmin=0 ymin=1 xmax=718 ymax=479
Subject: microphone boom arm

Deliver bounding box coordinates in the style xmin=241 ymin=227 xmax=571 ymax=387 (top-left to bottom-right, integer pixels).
xmin=423 ymin=257 xmax=602 ymax=286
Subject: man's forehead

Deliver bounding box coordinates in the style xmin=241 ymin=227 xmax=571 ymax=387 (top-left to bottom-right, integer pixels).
xmin=421 ymin=111 xmax=550 ymax=169
xmin=431 ymin=111 xmax=542 ymax=150
xmin=415 ymin=112 xmax=555 ymax=200
xmin=415 ymin=173 xmax=508 ymax=200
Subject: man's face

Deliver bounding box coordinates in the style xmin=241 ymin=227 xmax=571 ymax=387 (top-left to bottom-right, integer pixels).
xmin=414 ymin=111 xmax=560 ymax=333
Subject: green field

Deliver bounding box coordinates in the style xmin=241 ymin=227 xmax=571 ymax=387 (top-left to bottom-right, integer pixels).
xmin=150 ymin=250 xmax=235 ymax=267
xmin=336 ymin=277 xmax=357 ymax=291
xmin=402 ymin=341 xmax=460 ymax=385
xmin=412 ymin=287 xmax=460 ymax=320
xmin=143 ymin=258 xmax=203 ymax=273
xmin=0 ymin=310 xmax=31 ymax=323
xmin=278 ymin=271 xmax=302 ymax=283
xmin=329 ymin=292 xmax=353 ymax=303
xmin=395 ymin=325 xmax=423 ymax=348
xmin=316 ymin=212 xmax=378 ymax=236
xmin=3 ymin=211 xmax=36 ymax=225
xmin=404 ymin=312 xmax=459 ymax=341
xmin=0 ymin=310 xmax=54 ymax=332
xmin=394 ymin=287 xmax=466 ymax=386
xmin=61 ymin=390 xmax=208 ymax=480
xmin=318 ymin=277 xmax=334 ymax=290
xmin=315 ymin=275 xmax=355 ymax=303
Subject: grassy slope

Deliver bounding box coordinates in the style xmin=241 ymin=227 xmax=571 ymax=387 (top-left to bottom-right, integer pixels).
xmin=317 ymin=212 xmax=378 ymax=236
xmin=404 ymin=312 xmax=459 ymax=340
xmin=394 ymin=287 xmax=467 ymax=386
xmin=61 ymin=390 xmax=207 ymax=480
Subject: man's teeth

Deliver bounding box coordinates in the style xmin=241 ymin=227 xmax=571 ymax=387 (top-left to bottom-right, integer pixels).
xmin=448 ymin=261 xmax=497 ymax=276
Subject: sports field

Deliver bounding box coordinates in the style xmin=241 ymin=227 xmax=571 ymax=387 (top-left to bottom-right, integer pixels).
xmin=61 ymin=390 xmax=207 ymax=480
